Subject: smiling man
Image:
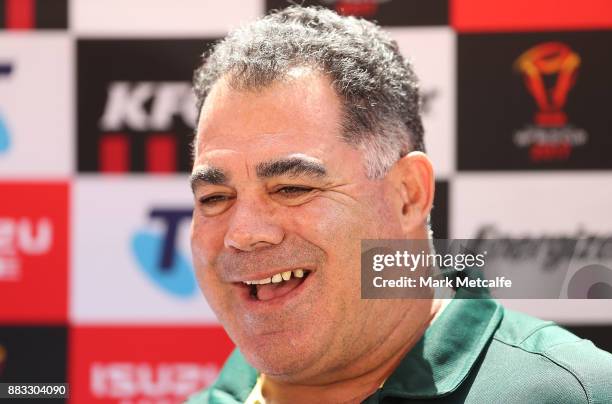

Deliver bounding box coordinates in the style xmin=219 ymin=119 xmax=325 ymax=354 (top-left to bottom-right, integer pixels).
xmin=187 ymin=6 xmax=612 ymax=404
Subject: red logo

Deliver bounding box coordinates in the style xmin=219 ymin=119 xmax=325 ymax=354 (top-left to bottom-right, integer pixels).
xmin=70 ymin=326 xmax=234 ymax=404
xmin=0 ymin=182 xmax=68 ymax=322
xmin=513 ymin=42 xmax=587 ymax=162
xmin=515 ymin=42 xmax=581 ymax=127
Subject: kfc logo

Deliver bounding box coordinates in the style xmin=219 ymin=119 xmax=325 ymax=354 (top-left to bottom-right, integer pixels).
xmin=513 ymin=42 xmax=588 ymax=162
xmin=132 ymin=208 xmax=196 ymax=298
xmin=78 ymin=39 xmax=210 ymax=173
xmin=100 ymin=82 xmax=195 ymax=132
xmin=97 ymin=81 xmax=196 ymax=173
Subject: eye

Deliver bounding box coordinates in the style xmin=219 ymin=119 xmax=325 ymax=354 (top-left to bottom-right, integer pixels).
xmin=275 ymin=186 xmax=314 ymax=197
xmin=270 ymin=185 xmax=318 ymax=206
xmin=197 ymin=194 xmax=234 ymax=216
xmin=199 ymin=194 xmax=230 ymax=205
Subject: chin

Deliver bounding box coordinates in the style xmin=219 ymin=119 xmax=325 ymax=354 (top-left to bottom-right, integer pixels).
xmin=238 ymin=333 xmax=320 ymax=378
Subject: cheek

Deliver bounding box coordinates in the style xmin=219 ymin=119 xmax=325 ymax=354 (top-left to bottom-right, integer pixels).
xmin=190 ymin=216 xmax=231 ymax=305
xmin=362 ymin=189 xmax=404 ymax=239
xmin=289 ymin=194 xmax=403 ymax=286
xmin=192 ymin=250 xmax=235 ymax=328
xmin=190 ymin=214 xmax=227 ymax=268
xmin=294 ymin=194 xmax=398 ymax=243
xmin=291 ymin=200 xmax=360 ymax=250
xmin=289 ymin=199 xmax=368 ymax=284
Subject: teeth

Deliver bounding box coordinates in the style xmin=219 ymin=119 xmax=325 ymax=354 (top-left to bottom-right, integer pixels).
xmin=243 ymin=269 xmax=307 ymax=285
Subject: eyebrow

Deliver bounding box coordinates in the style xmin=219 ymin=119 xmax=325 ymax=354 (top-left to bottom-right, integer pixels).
xmin=256 ymin=156 xmax=327 ymax=179
xmin=190 ymin=155 xmax=328 ymax=193
xmin=190 ymin=166 xmax=228 ymax=192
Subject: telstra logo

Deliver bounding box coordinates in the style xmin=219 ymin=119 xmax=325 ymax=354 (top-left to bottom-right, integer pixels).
xmin=131 ymin=208 xmax=197 ymax=298
xmin=0 ymin=62 xmax=13 ymax=154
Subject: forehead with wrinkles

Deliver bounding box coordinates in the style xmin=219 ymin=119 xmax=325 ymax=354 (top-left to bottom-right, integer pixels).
xmin=193 ymin=69 xmax=344 ymax=157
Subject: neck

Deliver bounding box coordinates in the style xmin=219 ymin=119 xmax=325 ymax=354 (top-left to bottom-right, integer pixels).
xmin=261 ymin=298 xmax=443 ymax=404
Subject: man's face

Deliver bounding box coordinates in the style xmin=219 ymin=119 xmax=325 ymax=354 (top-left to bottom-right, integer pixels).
xmin=190 ymin=70 xmax=412 ymax=380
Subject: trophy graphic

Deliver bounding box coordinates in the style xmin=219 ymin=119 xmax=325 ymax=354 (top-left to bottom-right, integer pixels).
xmin=515 ymin=42 xmax=581 ymax=127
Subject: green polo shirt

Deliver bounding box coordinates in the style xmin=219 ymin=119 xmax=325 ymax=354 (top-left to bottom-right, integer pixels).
xmin=187 ymin=288 xmax=612 ymax=403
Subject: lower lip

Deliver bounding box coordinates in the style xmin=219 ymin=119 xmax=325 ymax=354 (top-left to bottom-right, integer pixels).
xmin=234 ymin=272 xmax=313 ymax=311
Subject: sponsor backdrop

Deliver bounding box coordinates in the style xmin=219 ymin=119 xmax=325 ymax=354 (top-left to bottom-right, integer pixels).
xmin=1 ymin=0 xmax=611 ymax=402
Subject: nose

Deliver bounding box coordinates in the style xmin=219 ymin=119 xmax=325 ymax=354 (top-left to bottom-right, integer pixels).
xmin=224 ymin=196 xmax=284 ymax=252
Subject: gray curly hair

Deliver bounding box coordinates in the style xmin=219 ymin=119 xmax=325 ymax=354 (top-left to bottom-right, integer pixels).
xmin=193 ymin=5 xmax=425 ymax=178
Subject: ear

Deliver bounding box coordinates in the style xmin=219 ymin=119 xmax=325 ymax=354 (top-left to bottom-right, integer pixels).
xmin=387 ymin=151 xmax=435 ymax=236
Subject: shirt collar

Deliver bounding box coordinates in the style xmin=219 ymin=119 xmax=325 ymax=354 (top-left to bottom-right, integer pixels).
xmin=207 ymin=287 xmax=503 ymax=402
xmin=379 ymin=287 xmax=503 ymax=399
xmin=208 ymin=348 xmax=258 ymax=403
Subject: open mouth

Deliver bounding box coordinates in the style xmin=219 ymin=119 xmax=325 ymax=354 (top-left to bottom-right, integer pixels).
xmin=242 ymin=269 xmax=312 ymax=301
